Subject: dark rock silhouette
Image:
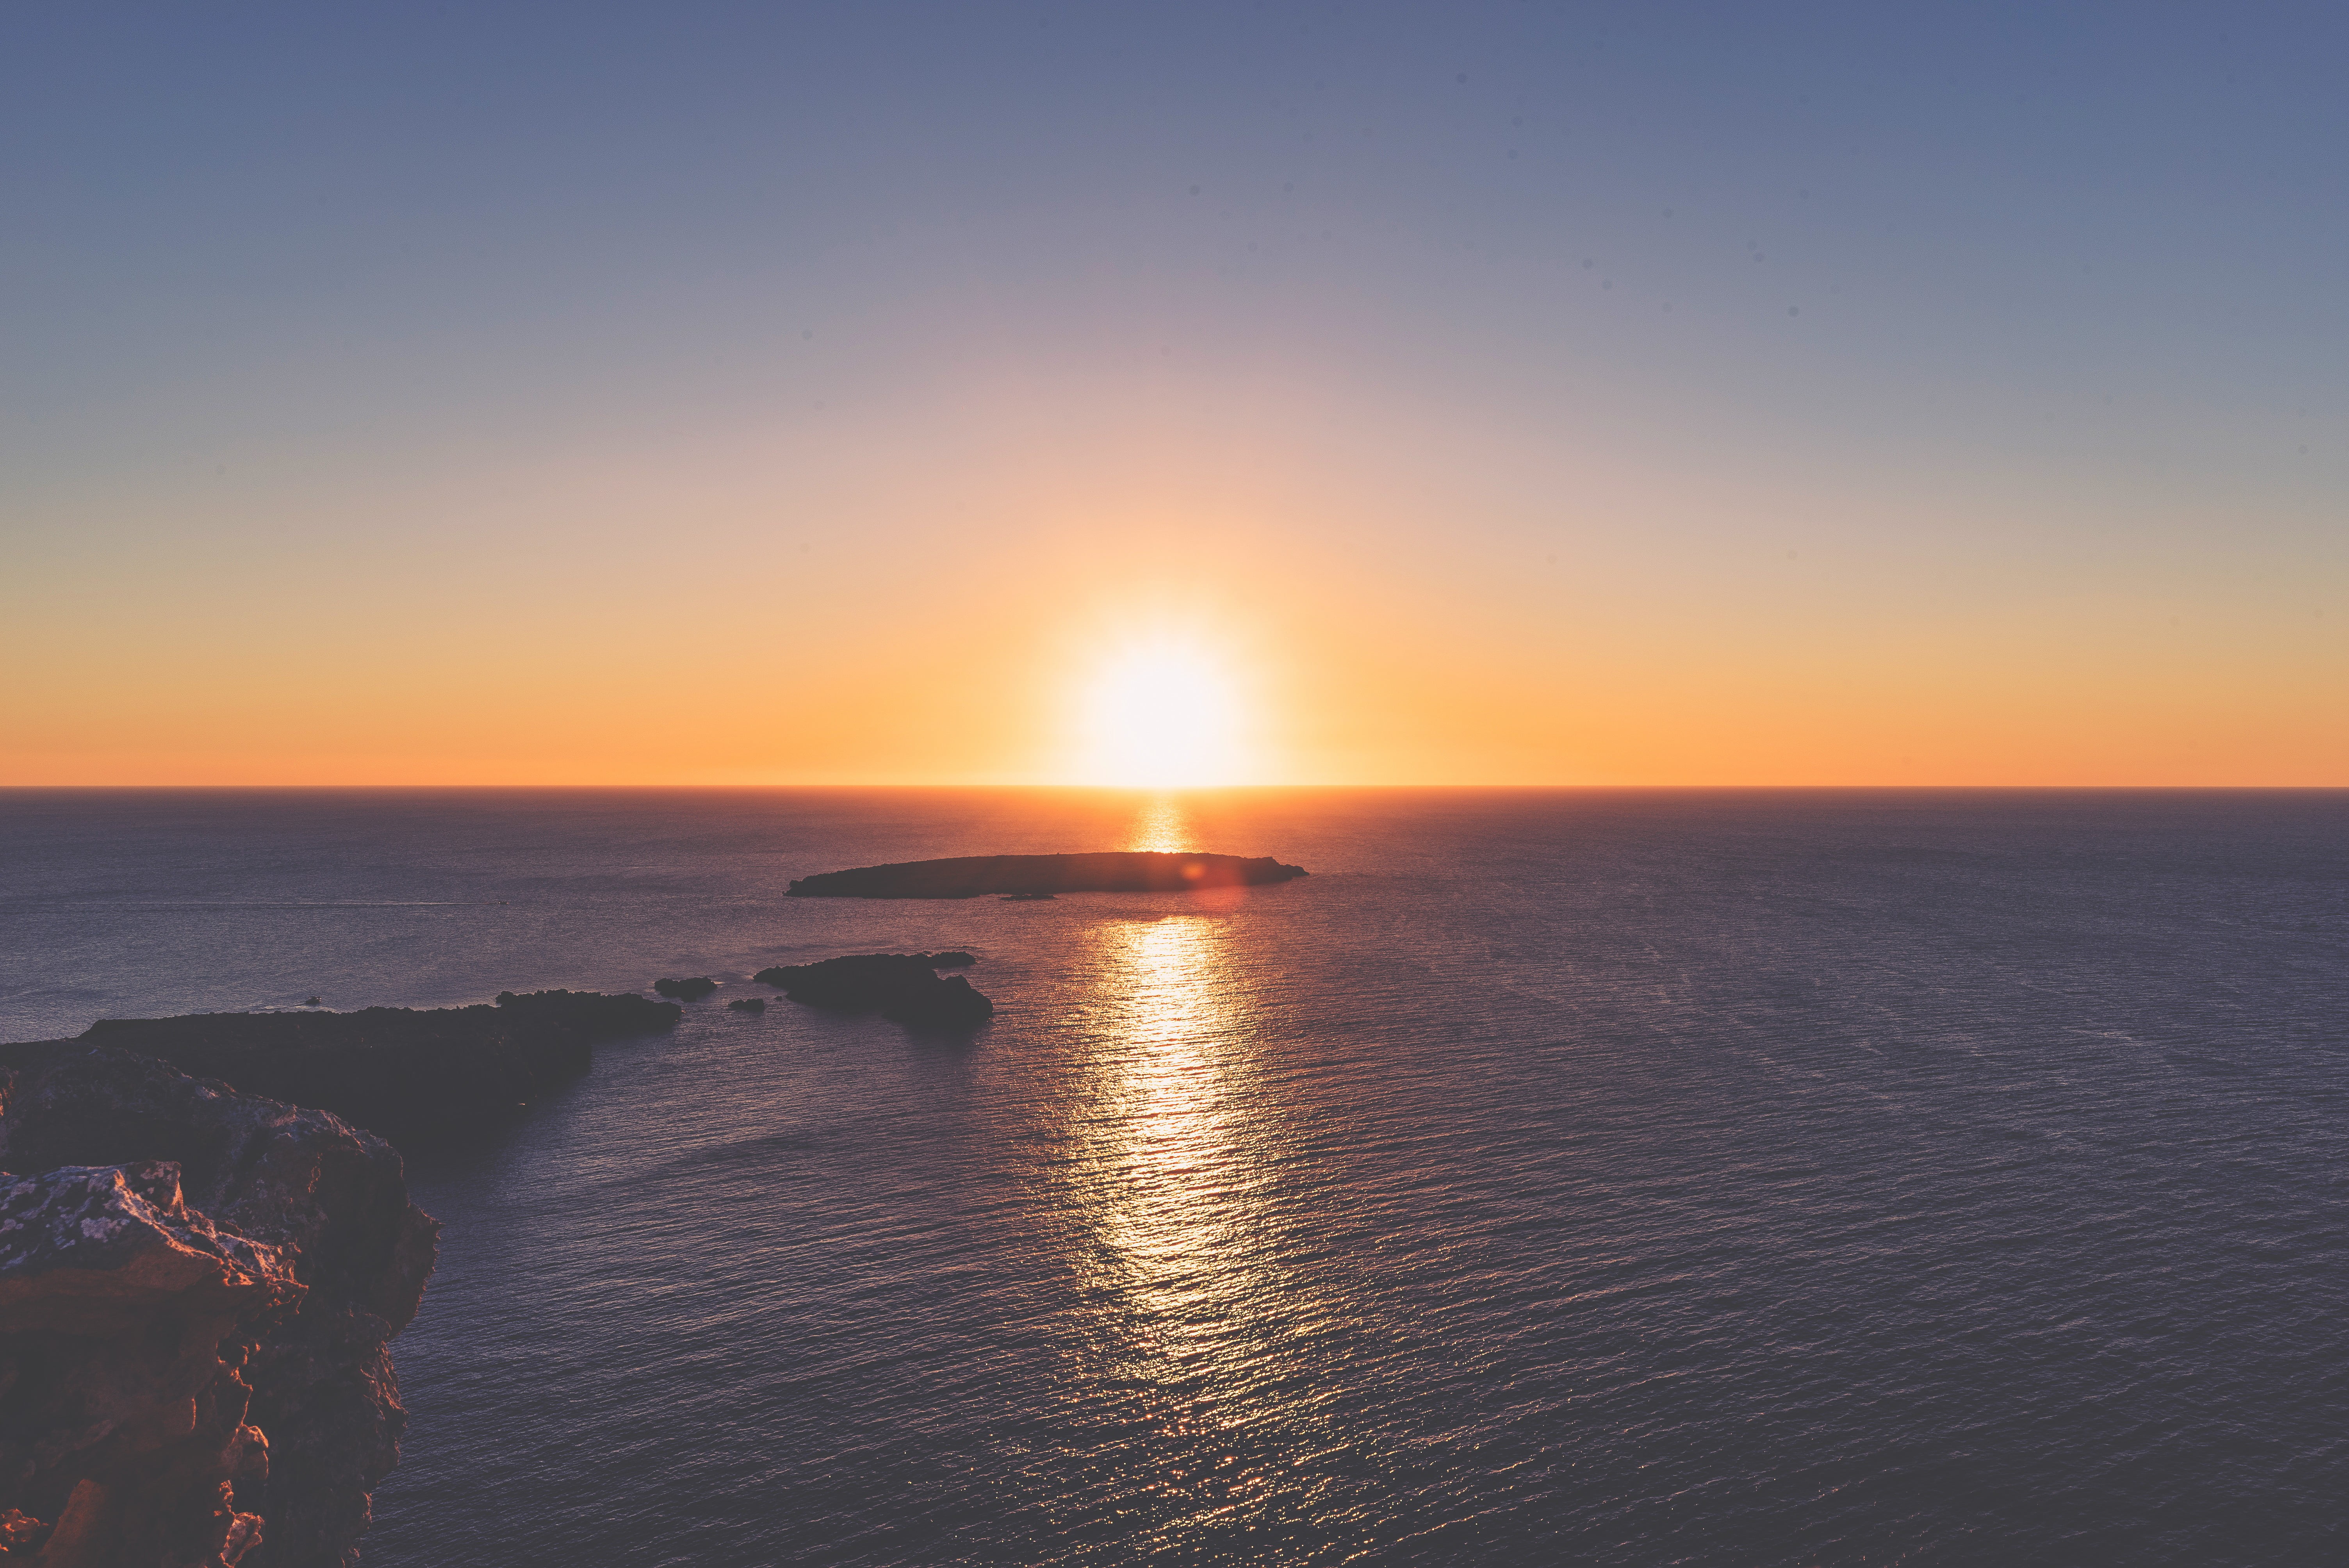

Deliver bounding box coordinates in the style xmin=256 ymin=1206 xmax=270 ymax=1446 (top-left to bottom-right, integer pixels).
xmin=786 ymin=852 xmax=1307 ymax=900
xmin=652 ymin=976 xmax=718 ymax=1001
xmin=66 ymin=990 xmax=678 ymax=1144
xmin=725 ymin=997 xmax=766 ymax=1014
xmin=756 ymin=955 xmax=994 ymax=1027
xmin=0 ymin=1045 xmax=438 ymax=1568
xmin=1000 ymin=891 xmax=1057 ymax=902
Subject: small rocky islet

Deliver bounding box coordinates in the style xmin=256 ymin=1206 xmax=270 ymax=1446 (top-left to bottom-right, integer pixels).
xmin=754 ymin=952 xmax=992 ymax=1026
xmin=642 ymin=952 xmax=991 ymax=1026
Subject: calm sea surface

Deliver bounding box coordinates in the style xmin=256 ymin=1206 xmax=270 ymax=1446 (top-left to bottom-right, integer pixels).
xmin=3 ymin=788 xmax=2345 ymax=1566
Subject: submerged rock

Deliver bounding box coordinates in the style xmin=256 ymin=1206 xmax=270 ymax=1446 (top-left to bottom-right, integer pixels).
xmin=652 ymin=976 xmax=718 ymax=1002
xmin=755 ymin=954 xmax=994 ymax=1027
xmin=0 ymin=1045 xmax=438 ymax=1568
xmin=69 ymin=990 xmax=679 ymax=1144
xmin=785 ymin=852 xmax=1308 ymax=900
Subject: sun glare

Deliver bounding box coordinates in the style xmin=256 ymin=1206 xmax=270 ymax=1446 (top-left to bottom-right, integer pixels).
xmin=1080 ymin=643 xmax=1245 ymax=786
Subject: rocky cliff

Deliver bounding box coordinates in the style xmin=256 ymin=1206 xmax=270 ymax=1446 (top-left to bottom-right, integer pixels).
xmin=0 ymin=1047 xmax=438 ymax=1567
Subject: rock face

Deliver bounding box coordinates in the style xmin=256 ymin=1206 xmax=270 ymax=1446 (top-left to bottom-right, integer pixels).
xmin=0 ymin=1046 xmax=438 ymax=1567
xmin=754 ymin=955 xmax=994 ymax=1027
xmin=784 ymin=852 xmax=1308 ymax=900
xmin=0 ymin=1161 xmax=295 ymax=1566
xmin=73 ymin=990 xmax=678 ymax=1144
xmin=651 ymin=977 xmax=718 ymax=1002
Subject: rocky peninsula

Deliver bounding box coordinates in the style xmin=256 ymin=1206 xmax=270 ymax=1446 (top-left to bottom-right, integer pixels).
xmin=0 ymin=986 xmax=690 ymax=1563
xmin=68 ymin=989 xmax=678 ymax=1144
xmin=786 ymin=851 xmax=1308 ymax=899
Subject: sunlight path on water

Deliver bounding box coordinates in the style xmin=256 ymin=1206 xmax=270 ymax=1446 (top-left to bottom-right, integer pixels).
xmin=1016 ymin=787 xmax=1334 ymax=1533
xmin=1122 ymin=793 xmax=1189 ymax=853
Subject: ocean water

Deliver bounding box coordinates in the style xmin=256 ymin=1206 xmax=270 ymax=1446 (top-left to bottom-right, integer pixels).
xmin=2 ymin=788 xmax=2345 ymax=1566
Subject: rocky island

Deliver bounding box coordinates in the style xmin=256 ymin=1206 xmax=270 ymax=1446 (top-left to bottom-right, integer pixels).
xmin=755 ymin=953 xmax=993 ymax=1026
xmin=786 ymin=851 xmax=1308 ymax=899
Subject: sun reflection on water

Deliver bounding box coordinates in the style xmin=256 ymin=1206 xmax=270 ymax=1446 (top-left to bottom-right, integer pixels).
xmin=1046 ymin=881 xmax=1327 ymax=1525
xmin=1125 ymin=792 xmax=1189 ymax=853
xmin=1093 ymin=918 xmax=1230 ymax=1274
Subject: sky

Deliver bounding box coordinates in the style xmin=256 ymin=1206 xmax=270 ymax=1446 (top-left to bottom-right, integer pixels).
xmin=3 ymin=2 xmax=2343 ymax=785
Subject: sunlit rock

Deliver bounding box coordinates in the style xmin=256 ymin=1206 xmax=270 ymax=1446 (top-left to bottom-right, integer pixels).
xmin=0 ymin=1046 xmax=439 ymax=1567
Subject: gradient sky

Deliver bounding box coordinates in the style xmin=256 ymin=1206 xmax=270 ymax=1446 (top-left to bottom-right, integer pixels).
xmin=4 ymin=3 xmax=2343 ymax=784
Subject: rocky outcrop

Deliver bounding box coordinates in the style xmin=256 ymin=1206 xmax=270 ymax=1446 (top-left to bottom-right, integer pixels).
xmin=754 ymin=955 xmax=994 ymax=1027
xmin=784 ymin=852 xmax=1308 ymax=899
xmin=72 ymin=990 xmax=677 ymax=1144
xmin=724 ymin=998 xmax=766 ymax=1014
xmin=0 ymin=1046 xmax=438 ymax=1567
xmin=651 ymin=978 xmax=717 ymax=1002
xmin=0 ymin=1160 xmax=296 ymax=1566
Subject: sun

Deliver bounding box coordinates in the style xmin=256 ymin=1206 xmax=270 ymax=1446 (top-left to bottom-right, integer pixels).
xmin=1079 ymin=642 xmax=1245 ymax=786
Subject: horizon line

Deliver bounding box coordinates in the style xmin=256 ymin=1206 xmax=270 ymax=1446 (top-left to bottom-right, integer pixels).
xmin=4 ymin=782 xmax=2346 ymax=793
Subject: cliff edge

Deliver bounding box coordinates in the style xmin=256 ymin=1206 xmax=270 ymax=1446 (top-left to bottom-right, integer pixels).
xmin=0 ymin=1046 xmax=438 ymax=1568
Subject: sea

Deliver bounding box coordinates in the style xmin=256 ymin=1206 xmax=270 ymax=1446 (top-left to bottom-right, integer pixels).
xmin=2 ymin=788 xmax=2344 ymax=1567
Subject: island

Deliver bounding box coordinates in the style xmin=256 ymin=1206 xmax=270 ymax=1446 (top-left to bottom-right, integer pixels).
xmin=755 ymin=953 xmax=994 ymax=1026
xmin=786 ymin=851 xmax=1308 ymax=899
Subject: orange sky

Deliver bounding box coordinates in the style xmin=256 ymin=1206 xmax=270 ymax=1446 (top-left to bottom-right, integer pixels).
xmin=6 ymin=362 xmax=2340 ymax=786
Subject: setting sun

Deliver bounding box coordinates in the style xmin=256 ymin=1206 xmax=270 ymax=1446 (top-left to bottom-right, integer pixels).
xmin=1079 ymin=642 xmax=1245 ymax=786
